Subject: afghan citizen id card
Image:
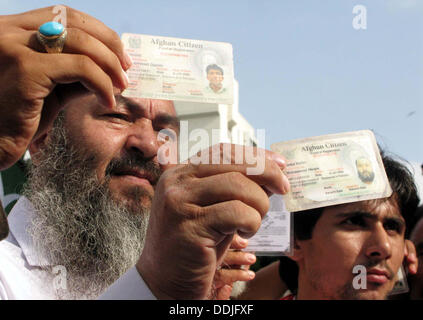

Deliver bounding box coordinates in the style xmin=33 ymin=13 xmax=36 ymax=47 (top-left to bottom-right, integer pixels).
xmin=121 ymin=33 xmax=234 ymax=104
xmin=244 ymin=195 xmax=293 ymax=256
xmin=271 ymin=130 xmax=392 ymax=212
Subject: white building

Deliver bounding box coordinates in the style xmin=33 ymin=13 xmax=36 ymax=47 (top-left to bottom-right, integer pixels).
xmin=174 ymin=80 xmax=258 ymax=160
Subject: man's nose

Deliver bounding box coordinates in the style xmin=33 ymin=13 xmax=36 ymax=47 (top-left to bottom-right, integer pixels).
xmin=365 ymin=224 xmax=392 ymax=260
xmin=124 ymin=120 xmax=158 ymax=159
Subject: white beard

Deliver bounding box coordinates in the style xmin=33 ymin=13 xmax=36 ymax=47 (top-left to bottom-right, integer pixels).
xmin=24 ymin=115 xmax=149 ymax=299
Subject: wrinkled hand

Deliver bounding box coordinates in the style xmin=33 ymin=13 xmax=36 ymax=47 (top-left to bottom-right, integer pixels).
xmin=0 ymin=6 xmax=131 ymax=170
xmin=137 ymin=144 xmax=290 ymax=300
xmin=211 ymin=235 xmax=256 ymax=300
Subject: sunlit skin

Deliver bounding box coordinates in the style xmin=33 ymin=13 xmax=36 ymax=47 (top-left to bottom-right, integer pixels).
xmin=410 ymin=218 xmax=423 ymax=300
xmin=207 ymin=69 xmax=224 ymax=92
xmin=293 ymin=199 xmax=406 ymax=300
xmin=56 ymin=93 xmax=179 ymax=210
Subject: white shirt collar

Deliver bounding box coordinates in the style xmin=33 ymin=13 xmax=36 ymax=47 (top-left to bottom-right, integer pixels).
xmin=6 ymin=196 xmax=51 ymax=267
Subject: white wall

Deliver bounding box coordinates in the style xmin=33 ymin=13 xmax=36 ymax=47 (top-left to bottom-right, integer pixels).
xmin=174 ymin=79 xmax=257 ymax=161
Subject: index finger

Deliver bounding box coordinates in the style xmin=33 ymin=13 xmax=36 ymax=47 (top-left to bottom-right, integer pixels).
xmin=191 ymin=144 xmax=290 ymax=195
xmin=12 ymin=5 xmax=131 ymax=70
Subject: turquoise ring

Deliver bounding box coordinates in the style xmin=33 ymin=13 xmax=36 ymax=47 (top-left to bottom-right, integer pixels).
xmin=37 ymin=21 xmax=67 ymax=53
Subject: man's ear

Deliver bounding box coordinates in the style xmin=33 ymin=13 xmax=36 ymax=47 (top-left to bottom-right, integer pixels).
xmin=28 ymin=133 xmax=49 ymax=165
xmin=289 ymin=238 xmax=305 ymax=262
xmin=404 ymin=239 xmax=418 ymax=275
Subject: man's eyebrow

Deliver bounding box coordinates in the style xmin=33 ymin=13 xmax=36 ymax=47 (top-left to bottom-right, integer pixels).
xmin=335 ymin=211 xmax=405 ymax=227
xmin=115 ymin=95 xmax=141 ymax=112
xmin=114 ymin=95 xmax=180 ymax=130
xmin=335 ymin=211 xmax=374 ymax=219
xmin=383 ymin=217 xmax=406 ymax=231
xmin=154 ymin=114 xmax=180 ymax=131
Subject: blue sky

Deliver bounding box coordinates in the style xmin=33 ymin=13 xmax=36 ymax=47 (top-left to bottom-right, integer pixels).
xmin=2 ymin=0 xmax=423 ymax=163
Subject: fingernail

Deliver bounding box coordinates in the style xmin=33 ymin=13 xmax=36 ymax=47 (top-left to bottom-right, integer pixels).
xmin=282 ymin=173 xmax=290 ymax=194
xmin=247 ymin=271 xmax=255 ymax=279
xmin=122 ymin=70 xmax=129 ymax=89
xmin=246 ymin=253 xmax=256 ymax=263
xmin=124 ymin=50 xmax=133 ymax=69
xmin=238 ymin=237 xmax=248 ymax=247
xmin=271 ymin=153 xmax=286 ymax=168
xmin=111 ymin=94 xmax=117 ymax=109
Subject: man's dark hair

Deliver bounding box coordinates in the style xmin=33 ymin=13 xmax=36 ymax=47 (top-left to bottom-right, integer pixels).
xmin=416 ymin=205 xmax=423 ymax=222
xmin=384 ymin=155 xmax=420 ymax=237
xmin=294 ymin=153 xmax=419 ymax=240
xmin=206 ymin=64 xmax=223 ymax=75
xmin=411 ymin=205 xmax=423 ymax=237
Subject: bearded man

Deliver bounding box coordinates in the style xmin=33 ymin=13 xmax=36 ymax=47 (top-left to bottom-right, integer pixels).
xmin=0 ymin=6 xmax=289 ymax=300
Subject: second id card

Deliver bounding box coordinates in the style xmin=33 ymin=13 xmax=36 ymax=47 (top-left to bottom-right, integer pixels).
xmin=244 ymin=195 xmax=293 ymax=256
xmin=271 ymin=130 xmax=392 ymax=212
xmin=122 ymin=33 xmax=234 ymax=104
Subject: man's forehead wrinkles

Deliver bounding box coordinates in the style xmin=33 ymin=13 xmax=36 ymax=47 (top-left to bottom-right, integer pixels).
xmin=114 ymin=95 xmax=175 ymax=118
